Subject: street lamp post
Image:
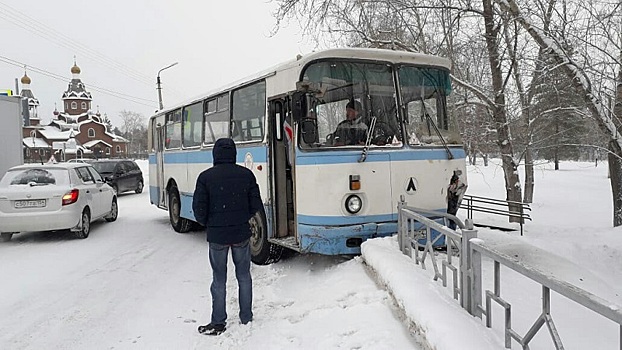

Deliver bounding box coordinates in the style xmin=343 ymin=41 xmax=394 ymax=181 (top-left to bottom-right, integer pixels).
xmin=156 ymin=62 xmax=178 ymax=111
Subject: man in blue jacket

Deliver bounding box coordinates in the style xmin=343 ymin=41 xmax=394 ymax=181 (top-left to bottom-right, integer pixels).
xmin=192 ymin=138 xmax=262 ymax=336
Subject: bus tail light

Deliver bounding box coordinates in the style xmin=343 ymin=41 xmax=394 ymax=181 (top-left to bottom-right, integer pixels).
xmin=62 ymin=189 xmax=80 ymax=206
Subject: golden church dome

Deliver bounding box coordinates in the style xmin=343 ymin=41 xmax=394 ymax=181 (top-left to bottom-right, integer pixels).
xmin=21 ymin=73 xmax=31 ymax=85
xmin=71 ymin=63 xmax=81 ymax=74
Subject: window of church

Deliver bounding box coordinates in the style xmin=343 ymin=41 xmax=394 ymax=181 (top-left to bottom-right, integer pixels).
xmin=81 ymin=102 xmax=87 ymax=109
xmin=105 ymin=147 xmax=110 ymax=155
xmin=116 ymin=145 xmax=121 ymax=153
xmin=71 ymin=102 xmax=77 ymax=109
xmin=88 ymin=128 xmax=95 ymax=138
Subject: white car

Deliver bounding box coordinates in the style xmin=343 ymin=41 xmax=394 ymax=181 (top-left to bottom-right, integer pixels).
xmin=0 ymin=163 xmax=118 ymax=241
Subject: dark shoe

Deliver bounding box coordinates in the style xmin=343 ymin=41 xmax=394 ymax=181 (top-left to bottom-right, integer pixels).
xmin=241 ymin=319 xmax=252 ymax=325
xmin=198 ymin=323 xmax=226 ymax=336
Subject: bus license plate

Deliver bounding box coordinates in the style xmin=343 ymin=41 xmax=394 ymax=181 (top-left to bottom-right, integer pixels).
xmin=14 ymin=199 xmax=46 ymax=208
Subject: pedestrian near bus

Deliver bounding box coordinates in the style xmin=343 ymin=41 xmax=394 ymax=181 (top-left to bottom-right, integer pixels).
xmin=192 ymin=137 xmax=262 ymax=336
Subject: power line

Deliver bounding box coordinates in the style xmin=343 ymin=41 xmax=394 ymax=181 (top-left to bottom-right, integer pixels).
xmin=0 ymin=55 xmax=157 ymax=108
xmin=0 ymin=1 xmax=157 ymax=88
xmin=0 ymin=1 xmax=153 ymax=86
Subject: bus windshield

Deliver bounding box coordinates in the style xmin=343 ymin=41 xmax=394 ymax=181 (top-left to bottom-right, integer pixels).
xmin=300 ymin=61 xmax=400 ymax=149
xmin=398 ymin=65 xmax=460 ymax=146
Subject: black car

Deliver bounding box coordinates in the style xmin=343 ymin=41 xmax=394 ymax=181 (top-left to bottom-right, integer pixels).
xmin=90 ymin=160 xmax=144 ymax=194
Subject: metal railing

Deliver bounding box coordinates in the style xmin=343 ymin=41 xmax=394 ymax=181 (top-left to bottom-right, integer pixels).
xmin=397 ymin=199 xmax=480 ymax=315
xmin=461 ymin=194 xmax=532 ymax=235
xmin=397 ymin=197 xmax=622 ymax=349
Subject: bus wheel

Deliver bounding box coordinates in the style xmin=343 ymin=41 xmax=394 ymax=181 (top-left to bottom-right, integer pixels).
xmin=250 ymin=207 xmax=283 ymax=265
xmin=168 ymin=187 xmax=192 ymax=233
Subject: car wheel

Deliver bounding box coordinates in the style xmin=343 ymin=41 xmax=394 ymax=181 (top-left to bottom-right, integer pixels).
xmin=1 ymin=233 xmax=13 ymax=242
xmin=250 ymin=206 xmax=283 ymax=265
xmin=135 ymin=180 xmax=144 ymax=194
xmin=168 ymin=187 xmax=192 ymax=233
xmin=76 ymin=209 xmax=91 ymax=239
xmin=105 ymin=197 xmax=118 ymax=222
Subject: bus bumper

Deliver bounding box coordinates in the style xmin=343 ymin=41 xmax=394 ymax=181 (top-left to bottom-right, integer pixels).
xmin=297 ymin=222 xmax=397 ymax=255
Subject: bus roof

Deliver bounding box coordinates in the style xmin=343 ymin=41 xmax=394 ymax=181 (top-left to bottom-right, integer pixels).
xmin=152 ymin=47 xmax=451 ymax=117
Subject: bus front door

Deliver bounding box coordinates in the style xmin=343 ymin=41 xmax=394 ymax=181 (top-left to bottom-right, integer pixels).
xmin=156 ymin=124 xmax=166 ymax=208
xmin=268 ymin=98 xmax=296 ymax=244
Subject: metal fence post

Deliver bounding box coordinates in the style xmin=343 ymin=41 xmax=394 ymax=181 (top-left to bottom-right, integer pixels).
xmin=398 ymin=195 xmax=407 ymax=254
xmin=461 ymin=218 xmax=480 ymax=316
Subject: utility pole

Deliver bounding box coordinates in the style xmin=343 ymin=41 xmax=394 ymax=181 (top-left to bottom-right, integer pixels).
xmin=156 ymin=62 xmax=178 ymax=111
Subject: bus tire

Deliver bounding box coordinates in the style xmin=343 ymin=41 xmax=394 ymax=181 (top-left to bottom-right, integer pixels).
xmin=250 ymin=207 xmax=283 ymax=265
xmin=169 ymin=187 xmax=192 ymax=233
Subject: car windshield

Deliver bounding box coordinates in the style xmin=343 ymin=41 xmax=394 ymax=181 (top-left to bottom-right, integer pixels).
xmin=91 ymin=162 xmax=116 ymax=174
xmin=0 ymin=168 xmax=69 ymax=186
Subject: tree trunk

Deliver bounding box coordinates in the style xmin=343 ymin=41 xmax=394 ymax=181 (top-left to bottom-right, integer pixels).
xmin=483 ymin=0 xmax=523 ymax=222
xmin=609 ymin=140 xmax=622 ymax=226
xmin=553 ymin=121 xmax=559 ymax=170
xmin=523 ymin=148 xmax=534 ymax=203
xmin=614 ymin=68 xmax=622 ymax=226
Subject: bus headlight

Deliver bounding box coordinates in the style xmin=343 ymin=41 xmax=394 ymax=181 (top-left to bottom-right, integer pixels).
xmin=345 ymin=195 xmax=362 ymax=214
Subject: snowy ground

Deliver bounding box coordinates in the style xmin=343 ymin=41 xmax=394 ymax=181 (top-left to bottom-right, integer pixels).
xmin=0 ymin=159 xmax=620 ymax=349
xmin=371 ymin=158 xmax=621 ymax=350
xmin=0 ymin=160 xmax=419 ymax=350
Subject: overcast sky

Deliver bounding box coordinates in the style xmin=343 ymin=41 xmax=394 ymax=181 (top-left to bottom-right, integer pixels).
xmin=0 ymin=0 xmax=316 ymax=128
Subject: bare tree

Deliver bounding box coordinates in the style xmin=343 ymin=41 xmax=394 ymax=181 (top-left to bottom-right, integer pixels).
xmin=497 ymin=0 xmax=622 ymax=225
xmin=118 ymin=110 xmax=147 ymax=158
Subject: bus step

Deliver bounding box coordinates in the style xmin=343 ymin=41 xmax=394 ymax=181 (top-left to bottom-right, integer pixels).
xmin=269 ymin=236 xmax=300 ymax=251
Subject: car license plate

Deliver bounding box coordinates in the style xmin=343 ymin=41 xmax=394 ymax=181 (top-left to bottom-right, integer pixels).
xmin=14 ymin=199 xmax=46 ymax=208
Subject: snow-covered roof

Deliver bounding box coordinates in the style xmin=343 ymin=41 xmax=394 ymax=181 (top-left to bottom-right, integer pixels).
xmin=109 ymin=133 xmax=128 ymax=142
xmin=83 ymin=139 xmax=112 ymax=148
xmin=57 ymin=112 xmax=88 ymax=124
xmin=64 ymin=145 xmax=92 ymax=154
xmin=38 ymin=125 xmax=78 ymax=140
xmin=22 ymin=137 xmax=50 ymax=148
xmin=21 ymin=89 xmax=40 ymax=107
xmin=62 ymin=78 xmax=92 ymax=100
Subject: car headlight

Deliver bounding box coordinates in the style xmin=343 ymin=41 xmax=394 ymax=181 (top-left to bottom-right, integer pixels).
xmin=345 ymin=195 xmax=362 ymax=214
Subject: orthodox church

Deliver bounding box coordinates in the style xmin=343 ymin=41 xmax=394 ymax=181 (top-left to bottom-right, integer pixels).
xmin=21 ymin=61 xmax=128 ymax=162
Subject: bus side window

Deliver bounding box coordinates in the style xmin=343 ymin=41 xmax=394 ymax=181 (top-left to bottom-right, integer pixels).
xmin=204 ymin=95 xmax=230 ymax=144
xmin=165 ymin=109 xmax=182 ymax=149
xmin=182 ymin=102 xmax=202 ymax=148
xmin=232 ymin=80 xmax=265 ymax=142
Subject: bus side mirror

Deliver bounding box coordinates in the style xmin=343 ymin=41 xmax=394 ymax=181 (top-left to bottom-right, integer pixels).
xmin=291 ymin=91 xmax=307 ymax=122
xmin=301 ymin=119 xmax=318 ymax=144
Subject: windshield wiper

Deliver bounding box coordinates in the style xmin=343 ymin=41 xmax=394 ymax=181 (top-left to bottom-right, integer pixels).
xmin=358 ymin=116 xmax=377 ymax=163
xmin=420 ymin=98 xmax=453 ymax=160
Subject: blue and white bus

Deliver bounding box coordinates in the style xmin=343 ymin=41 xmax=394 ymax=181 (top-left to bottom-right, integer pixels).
xmin=148 ymin=48 xmax=467 ymax=265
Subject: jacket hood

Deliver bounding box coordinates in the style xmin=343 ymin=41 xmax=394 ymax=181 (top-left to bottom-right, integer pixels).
xmin=213 ymin=138 xmax=237 ymax=165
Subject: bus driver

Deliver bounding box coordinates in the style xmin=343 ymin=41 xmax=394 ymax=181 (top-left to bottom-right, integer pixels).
xmin=332 ymin=100 xmax=368 ymax=146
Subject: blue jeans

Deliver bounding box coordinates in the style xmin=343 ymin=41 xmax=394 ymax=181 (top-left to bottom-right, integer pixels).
xmin=209 ymin=239 xmax=253 ymax=325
